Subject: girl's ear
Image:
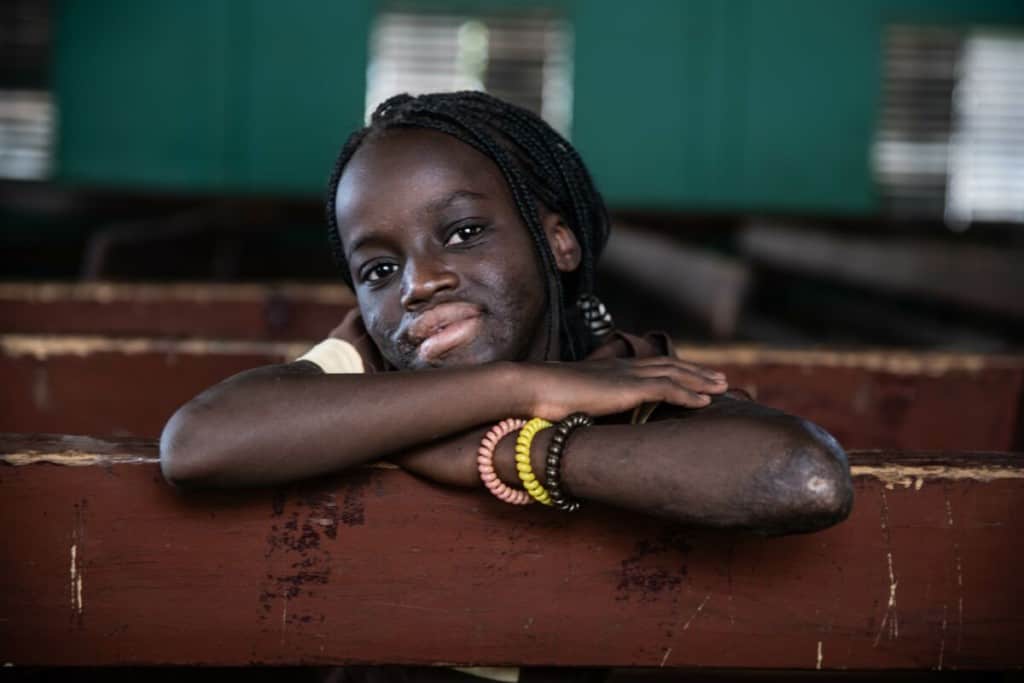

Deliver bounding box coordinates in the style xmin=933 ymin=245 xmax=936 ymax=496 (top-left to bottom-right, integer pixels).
xmin=541 ymin=211 xmax=582 ymax=273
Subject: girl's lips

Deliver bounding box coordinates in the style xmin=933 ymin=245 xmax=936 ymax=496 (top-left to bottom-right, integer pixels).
xmin=416 ymin=315 xmax=482 ymax=363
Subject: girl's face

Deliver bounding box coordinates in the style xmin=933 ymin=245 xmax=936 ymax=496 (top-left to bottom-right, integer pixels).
xmin=334 ymin=128 xmax=577 ymax=370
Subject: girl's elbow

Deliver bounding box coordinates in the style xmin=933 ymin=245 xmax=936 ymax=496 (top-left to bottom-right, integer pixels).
xmin=793 ymin=419 xmax=853 ymax=524
xmin=769 ymin=418 xmax=854 ymax=533
xmin=159 ymin=403 xmax=215 ymax=489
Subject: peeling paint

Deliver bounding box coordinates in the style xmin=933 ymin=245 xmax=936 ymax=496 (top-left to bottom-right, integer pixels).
xmin=874 ymin=490 xmax=898 ymax=646
xmin=4 ymin=451 xmax=158 ymax=467
xmin=681 ymin=593 xmax=711 ymax=631
xmin=1 ymin=335 xmax=309 ymax=363
xmin=69 ymin=541 xmax=83 ymax=617
xmin=851 ymin=464 xmax=1024 ymax=487
xmin=2 ymin=450 xmax=397 ymax=470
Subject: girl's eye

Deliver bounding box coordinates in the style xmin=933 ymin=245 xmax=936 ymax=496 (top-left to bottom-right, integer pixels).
xmin=362 ymin=262 xmax=398 ymax=283
xmin=445 ymin=224 xmax=485 ymax=247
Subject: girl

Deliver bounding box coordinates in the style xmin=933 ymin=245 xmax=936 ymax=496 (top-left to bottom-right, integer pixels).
xmin=161 ymin=91 xmax=852 ymax=535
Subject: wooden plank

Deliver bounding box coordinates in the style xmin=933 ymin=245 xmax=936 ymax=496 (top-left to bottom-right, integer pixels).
xmin=739 ymin=223 xmax=1024 ymax=319
xmin=602 ymin=225 xmax=751 ymax=339
xmin=0 ymin=335 xmax=301 ymax=438
xmin=1 ymin=434 xmax=1021 ymax=669
xmin=675 ymin=346 xmax=1024 ymax=452
xmin=3 ymin=335 xmax=1021 ymax=450
xmin=0 ymin=282 xmax=354 ymax=340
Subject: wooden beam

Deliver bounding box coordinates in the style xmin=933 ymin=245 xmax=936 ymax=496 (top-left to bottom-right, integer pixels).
xmin=0 ymin=282 xmax=354 ymax=340
xmin=739 ymin=223 xmax=1024 ymax=319
xmin=0 ymin=334 xmax=301 ymax=438
xmin=1 ymin=434 xmax=1021 ymax=669
xmin=674 ymin=346 xmax=1024 ymax=451
xmin=602 ymin=225 xmax=751 ymax=339
xmin=3 ymin=335 xmax=1021 ymax=450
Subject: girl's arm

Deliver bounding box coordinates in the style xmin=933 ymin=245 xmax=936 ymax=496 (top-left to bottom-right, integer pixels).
xmin=158 ymin=355 xmax=724 ymax=488
xmin=160 ymin=361 xmax=851 ymax=534
xmin=397 ymin=395 xmax=851 ymax=535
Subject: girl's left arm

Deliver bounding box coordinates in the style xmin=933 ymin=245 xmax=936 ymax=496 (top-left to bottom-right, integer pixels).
xmin=396 ymin=394 xmax=853 ymax=536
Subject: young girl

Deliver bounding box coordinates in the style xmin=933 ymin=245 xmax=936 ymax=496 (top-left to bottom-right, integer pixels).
xmin=160 ymin=91 xmax=852 ymax=535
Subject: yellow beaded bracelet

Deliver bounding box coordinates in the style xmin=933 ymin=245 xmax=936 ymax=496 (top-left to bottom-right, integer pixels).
xmin=515 ymin=418 xmax=554 ymax=506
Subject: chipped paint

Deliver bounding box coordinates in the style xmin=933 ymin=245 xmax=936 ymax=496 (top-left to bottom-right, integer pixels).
xmin=874 ymin=490 xmax=898 ymax=646
xmin=2 ymin=450 xmax=397 ymax=469
xmin=69 ymin=532 xmax=83 ymax=617
xmin=675 ymin=345 xmax=1024 ymax=376
xmin=69 ymin=543 xmax=78 ymax=612
xmin=1 ymin=334 xmax=310 ymax=363
xmin=3 ymin=451 xmax=158 ymax=467
xmin=681 ymin=593 xmax=711 ymax=631
xmin=816 ymin=641 xmax=823 ymax=670
xmin=851 ymin=464 xmax=1024 ymax=487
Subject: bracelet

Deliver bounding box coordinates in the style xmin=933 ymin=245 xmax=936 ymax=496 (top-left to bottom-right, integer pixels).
xmin=546 ymin=412 xmax=592 ymax=512
xmin=515 ymin=418 xmax=554 ymax=506
xmin=477 ymin=418 xmax=532 ymax=505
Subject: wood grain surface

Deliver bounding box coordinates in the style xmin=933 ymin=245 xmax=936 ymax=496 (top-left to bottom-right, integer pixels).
xmin=3 ymin=336 xmax=1021 ymax=451
xmin=1 ymin=435 xmax=1021 ymax=669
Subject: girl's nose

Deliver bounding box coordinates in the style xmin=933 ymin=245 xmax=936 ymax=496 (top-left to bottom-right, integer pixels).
xmin=400 ymin=255 xmax=459 ymax=310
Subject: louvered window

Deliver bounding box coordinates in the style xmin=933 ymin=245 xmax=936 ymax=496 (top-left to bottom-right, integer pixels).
xmin=874 ymin=26 xmax=1024 ymax=226
xmin=366 ymin=9 xmax=573 ymax=136
xmin=0 ymin=0 xmax=53 ymax=180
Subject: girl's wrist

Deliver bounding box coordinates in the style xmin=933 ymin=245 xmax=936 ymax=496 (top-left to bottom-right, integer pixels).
xmin=489 ymin=360 xmax=542 ymax=417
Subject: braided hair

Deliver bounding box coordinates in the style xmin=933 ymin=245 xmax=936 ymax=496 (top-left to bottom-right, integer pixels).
xmin=325 ymin=91 xmax=612 ymax=361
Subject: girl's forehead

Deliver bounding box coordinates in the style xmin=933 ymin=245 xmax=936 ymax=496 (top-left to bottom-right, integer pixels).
xmin=335 ymin=128 xmax=516 ymax=226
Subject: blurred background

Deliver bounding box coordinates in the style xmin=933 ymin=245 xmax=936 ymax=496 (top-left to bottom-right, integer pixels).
xmin=2 ymin=0 xmax=1022 ymax=350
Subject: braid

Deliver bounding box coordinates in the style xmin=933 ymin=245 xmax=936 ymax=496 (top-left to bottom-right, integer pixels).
xmin=325 ymin=91 xmax=611 ymax=361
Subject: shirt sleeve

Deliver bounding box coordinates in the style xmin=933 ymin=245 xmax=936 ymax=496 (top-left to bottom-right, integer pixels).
xmin=295 ymin=338 xmax=365 ymax=374
xmin=294 ymin=307 xmax=386 ymax=374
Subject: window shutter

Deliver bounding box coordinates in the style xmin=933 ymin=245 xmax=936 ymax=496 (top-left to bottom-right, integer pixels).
xmin=366 ymin=10 xmax=573 ymax=136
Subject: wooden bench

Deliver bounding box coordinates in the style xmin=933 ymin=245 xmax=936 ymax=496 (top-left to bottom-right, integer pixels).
xmin=2 ymin=335 xmax=1021 ymax=451
xmin=1 ymin=433 xmax=1021 ymax=669
xmin=0 ymin=282 xmax=354 ymax=340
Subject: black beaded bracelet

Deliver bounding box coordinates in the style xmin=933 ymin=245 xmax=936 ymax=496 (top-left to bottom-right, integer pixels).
xmin=545 ymin=412 xmax=593 ymax=512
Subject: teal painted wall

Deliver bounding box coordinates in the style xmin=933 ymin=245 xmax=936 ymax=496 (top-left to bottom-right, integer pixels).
xmin=572 ymin=0 xmax=1024 ymax=213
xmin=55 ymin=0 xmax=1024 ymax=213
xmin=56 ymin=0 xmax=372 ymax=194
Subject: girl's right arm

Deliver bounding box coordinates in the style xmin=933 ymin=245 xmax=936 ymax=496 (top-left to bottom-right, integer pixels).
xmin=160 ymin=358 xmax=851 ymax=534
xmin=158 ymin=356 xmax=723 ymax=488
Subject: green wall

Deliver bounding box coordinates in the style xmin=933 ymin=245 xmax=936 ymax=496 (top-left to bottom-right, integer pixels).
xmin=55 ymin=0 xmax=1024 ymax=213
xmin=56 ymin=0 xmax=372 ymax=194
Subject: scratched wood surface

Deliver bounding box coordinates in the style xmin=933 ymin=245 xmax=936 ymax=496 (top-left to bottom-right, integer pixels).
xmin=2 ymin=335 xmax=1022 ymax=451
xmin=1 ymin=435 xmax=1021 ymax=669
xmin=0 ymin=282 xmax=354 ymax=341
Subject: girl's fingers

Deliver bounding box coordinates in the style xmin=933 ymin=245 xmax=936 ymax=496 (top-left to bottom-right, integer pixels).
xmin=630 ymin=363 xmax=728 ymax=392
xmin=631 ymin=356 xmax=726 ymax=383
xmin=641 ymin=376 xmax=711 ymax=407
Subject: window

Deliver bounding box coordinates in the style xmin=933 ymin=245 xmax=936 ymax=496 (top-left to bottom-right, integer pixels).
xmin=366 ymin=9 xmax=573 ymax=136
xmin=874 ymin=26 xmax=1024 ymax=227
xmin=0 ymin=0 xmax=54 ymax=180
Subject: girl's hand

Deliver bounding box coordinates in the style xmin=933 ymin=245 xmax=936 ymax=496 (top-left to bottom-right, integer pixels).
xmin=521 ymin=357 xmax=728 ymax=421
